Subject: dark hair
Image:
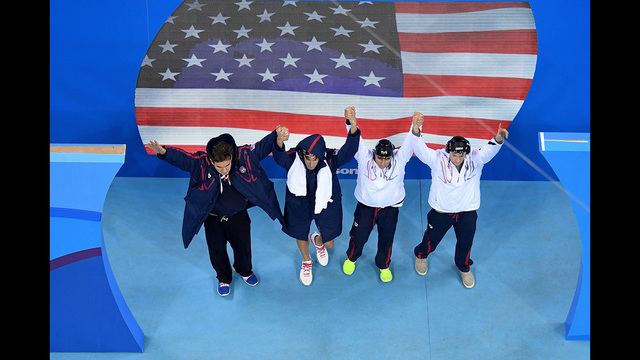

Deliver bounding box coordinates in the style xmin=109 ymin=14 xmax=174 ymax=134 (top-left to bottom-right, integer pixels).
xmin=209 ymin=141 xmax=233 ymax=163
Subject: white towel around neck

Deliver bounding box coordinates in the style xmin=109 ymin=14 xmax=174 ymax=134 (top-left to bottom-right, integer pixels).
xmin=286 ymin=155 xmax=333 ymax=214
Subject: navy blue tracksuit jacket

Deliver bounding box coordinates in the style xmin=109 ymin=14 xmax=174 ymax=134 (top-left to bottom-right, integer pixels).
xmin=158 ymin=131 xmax=284 ymax=249
xmin=272 ymin=129 xmax=360 ymax=240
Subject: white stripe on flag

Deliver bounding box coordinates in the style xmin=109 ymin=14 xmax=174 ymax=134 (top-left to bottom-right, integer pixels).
xmin=135 ymin=88 xmax=524 ymax=122
xmin=400 ymin=52 xmax=537 ymax=79
xmin=395 ymin=7 xmax=536 ymax=34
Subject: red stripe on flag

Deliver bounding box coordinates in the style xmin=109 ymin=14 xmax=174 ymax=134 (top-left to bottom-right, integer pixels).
xmin=402 ymin=74 xmax=532 ymax=100
xmin=136 ymin=107 xmax=507 ymax=141
xmin=398 ymin=30 xmax=537 ymax=55
xmin=137 ymin=107 xmax=411 ymax=139
xmin=136 ymin=107 xmax=346 ymax=134
xmin=395 ymin=1 xmax=531 ymax=14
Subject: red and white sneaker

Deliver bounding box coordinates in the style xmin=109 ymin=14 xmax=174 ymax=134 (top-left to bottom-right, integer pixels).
xmin=310 ymin=232 xmax=328 ymax=266
xmin=300 ymin=260 xmax=313 ymax=286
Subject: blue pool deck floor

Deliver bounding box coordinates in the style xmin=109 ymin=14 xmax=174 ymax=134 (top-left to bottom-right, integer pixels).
xmin=51 ymin=178 xmax=590 ymax=359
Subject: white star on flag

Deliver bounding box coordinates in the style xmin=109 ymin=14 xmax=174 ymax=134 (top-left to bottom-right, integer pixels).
xmin=277 ymin=21 xmax=299 ymax=36
xmin=182 ymin=54 xmax=205 ymax=67
xmin=186 ymin=0 xmax=205 ymax=11
xmin=158 ymin=40 xmax=177 ymax=53
xmin=304 ymin=11 xmax=326 ymax=22
xmin=257 ymin=9 xmax=275 ymax=23
xmin=209 ymin=13 xmax=230 ymax=25
xmin=330 ymin=53 xmax=356 ymax=69
xmin=330 ymin=25 xmax=354 ymax=37
xmin=208 ymin=40 xmax=231 ymax=53
xmin=211 ymin=68 xmax=233 ymax=81
xmin=158 ymin=68 xmax=179 ymax=81
xmin=279 ymin=53 xmax=300 ymax=67
xmin=258 ymin=68 xmax=278 ymax=82
xmin=233 ymin=25 xmax=252 ymax=39
xmin=302 ymin=36 xmax=325 ymax=51
xmin=359 ymin=71 xmax=385 ymax=87
xmin=235 ymin=0 xmax=253 ymax=11
xmin=256 ymin=38 xmax=275 ymax=52
xmin=235 ymin=54 xmax=254 ymax=67
xmin=305 ymin=69 xmax=328 ymax=84
xmin=182 ymin=25 xmax=204 ymax=39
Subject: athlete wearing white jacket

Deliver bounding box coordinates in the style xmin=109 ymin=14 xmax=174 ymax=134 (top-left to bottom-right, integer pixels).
xmin=412 ymin=127 xmax=503 ymax=214
xmin=353 ymin=124 xmax=423 ymax=209
xmin=343 ymin=107 xmax=423 ymax=283
xmin=411 ymin=111 xmax=509 ymax=289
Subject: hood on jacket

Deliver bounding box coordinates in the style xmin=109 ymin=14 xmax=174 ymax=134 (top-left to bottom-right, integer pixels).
xmin=296 ymin=134 xmax=326 ymax=161
xmin=206 ymin=133 xmax=238 ymax=165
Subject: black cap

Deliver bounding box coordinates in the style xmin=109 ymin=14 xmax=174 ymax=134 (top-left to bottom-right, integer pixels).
xmin=446 ymin=135 xmax=470 ymax=154
xmin=375 ymin=139 xmax=395 ymax=157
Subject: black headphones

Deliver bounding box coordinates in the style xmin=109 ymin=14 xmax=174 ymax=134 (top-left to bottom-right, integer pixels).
xmin=445 ymin=136 xmax=470 ymax=154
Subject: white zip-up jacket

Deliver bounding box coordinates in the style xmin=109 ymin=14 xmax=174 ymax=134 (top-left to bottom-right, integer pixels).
xmin=413 ymin=134 xmax=503 ymax=213
xmin=353 ymin=128 xmax=423 ymax=208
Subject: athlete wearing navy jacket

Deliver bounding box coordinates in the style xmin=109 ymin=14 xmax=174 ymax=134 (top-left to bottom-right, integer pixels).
xmin=146 ymin=129 xmax=284 ymax=296
xmin=272 ymin=118 xmax=360 ymax=286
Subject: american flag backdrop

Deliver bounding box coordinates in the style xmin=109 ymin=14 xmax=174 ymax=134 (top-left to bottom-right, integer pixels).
xmin=135 ymin=0 xmax=537 ymax=154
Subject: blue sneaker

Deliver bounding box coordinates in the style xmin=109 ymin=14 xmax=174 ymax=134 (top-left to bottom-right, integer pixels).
xmin=217 ymin=282 xmax=230 ymax=296
xmin=242 ymin=273 xmax=259 ymax=286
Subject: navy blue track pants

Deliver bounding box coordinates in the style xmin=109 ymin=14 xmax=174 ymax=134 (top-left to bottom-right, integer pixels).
xmin=414 ymin=209 xmax=477 ymax=272
xmin=346 ymin=202 xmax=399 ymax=270
xmin=204 ymin=209 xmax=253 ymax=284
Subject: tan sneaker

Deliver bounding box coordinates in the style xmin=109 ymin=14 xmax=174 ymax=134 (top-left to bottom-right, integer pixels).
xmin=415 ymin=257 xmax=428 ymax=276
xmin=460 ymin=270 xmax=475 ymax=288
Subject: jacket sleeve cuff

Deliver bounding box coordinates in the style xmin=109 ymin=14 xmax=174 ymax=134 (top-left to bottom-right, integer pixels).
xmin=157 ymin=147 xmax=168 ymax=159
xmin=273 ymin=140 xmax=286 ymax=152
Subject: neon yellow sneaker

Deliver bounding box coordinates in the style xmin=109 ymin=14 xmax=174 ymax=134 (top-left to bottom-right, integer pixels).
xmin=343 ymin=259 xmax=356 ymax=275
xmin=380 ymin=268 xmax=393 ymax=282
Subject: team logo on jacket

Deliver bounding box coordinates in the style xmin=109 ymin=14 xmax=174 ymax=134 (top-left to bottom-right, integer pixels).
xmin=239 ymin=166 xmax=246 ymax=173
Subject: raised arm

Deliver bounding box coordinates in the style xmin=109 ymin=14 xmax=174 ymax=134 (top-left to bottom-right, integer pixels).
xmin=345 ymin=106 xmax=369 ymax=163
xmin=475 ymin=123 xmax=508 ymax=164
xmin=345 ymin=106 xmax=358 ymax=135
xmin=333 ymin=106 xmax=361 ymax=167
xmin=145 ymin=140 xmax=203 ymax=174
xmin=275 ymin=125 xmax=290 ymax=149
xmin=409 ymin=112 xmax=438 ymax=168
xmin=494 ymin=123 xmax=508 ymax=144
xmin=146 ymin=140 xmax=166 ymax=156
xmin=396 ymin=113 xmax=425 ymax=164
xmin=248 ymin=128 xmax=283 ymax=163
xmin=271 ymin=125 xmax=295 ymax=170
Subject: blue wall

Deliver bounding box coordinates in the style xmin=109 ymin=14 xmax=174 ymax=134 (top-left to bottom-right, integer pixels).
xmin=50 ymin=0 xmax=589 ymax=181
